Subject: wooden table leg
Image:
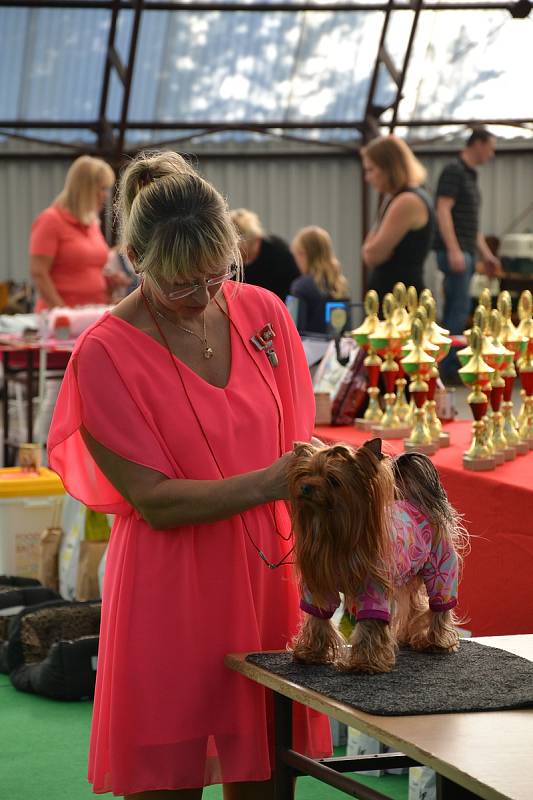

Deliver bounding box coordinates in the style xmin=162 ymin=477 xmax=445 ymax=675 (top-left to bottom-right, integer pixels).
xmin=274 ymin=693 xmax=294 ymax=800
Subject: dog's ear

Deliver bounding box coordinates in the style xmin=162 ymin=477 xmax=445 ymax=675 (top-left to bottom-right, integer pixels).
xmin=363 ymin=437 xmax=384 ymax=461
xmin=293 ymin=441 xmax=316 ymax=459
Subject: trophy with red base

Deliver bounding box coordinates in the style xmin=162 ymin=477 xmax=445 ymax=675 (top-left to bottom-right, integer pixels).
xmin=458 ymin=327 xmax=496 ymax=471
xmin=401 ymin=319 xmax=437 ymax=455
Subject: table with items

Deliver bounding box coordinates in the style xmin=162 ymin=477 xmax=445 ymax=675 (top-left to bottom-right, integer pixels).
xmin=226 ymin=635 xmax=533 ymax=800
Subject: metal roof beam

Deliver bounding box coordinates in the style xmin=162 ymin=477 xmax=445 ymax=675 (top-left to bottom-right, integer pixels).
xmin=0 ymin=1 xmax=524 ymax=10
xmin=108 ymin=45 xmax=127 ymax=86
xmin=378 ymin=45 xmax=401 ymax=87
xmin=0 ymin=118 xmax=531 ymax=131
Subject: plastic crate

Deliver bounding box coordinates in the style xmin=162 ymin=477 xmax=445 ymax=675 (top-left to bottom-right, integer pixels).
xmin=0 ymin=468 xmax=65 ymax=578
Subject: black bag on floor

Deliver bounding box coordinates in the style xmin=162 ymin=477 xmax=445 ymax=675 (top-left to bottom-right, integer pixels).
xmin=6 ymin=599 xmax=101 ymax=700
xmin=0 ymin=576 xmax=41 ymax=587
xmin=0 ymin=584 xmax=61 ymax=673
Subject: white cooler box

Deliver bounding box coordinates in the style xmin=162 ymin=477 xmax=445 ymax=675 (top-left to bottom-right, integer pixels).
xmin=501 ymin=234 xmax=533 ymax=273
xmin=0 ymin=467 xmax=65 ymax=579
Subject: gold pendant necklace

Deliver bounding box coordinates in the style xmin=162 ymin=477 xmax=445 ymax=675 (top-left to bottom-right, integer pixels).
xmin=143 ymin=290 xmax=214 ymax=359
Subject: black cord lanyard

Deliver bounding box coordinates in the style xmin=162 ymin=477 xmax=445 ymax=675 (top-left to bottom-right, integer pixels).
xmin=140 ymin=283 xmax=294 ymax=568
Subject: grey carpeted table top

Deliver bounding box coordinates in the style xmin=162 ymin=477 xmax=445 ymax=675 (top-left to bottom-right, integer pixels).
xmin=246 ymin=641 xmax=533 ymax=716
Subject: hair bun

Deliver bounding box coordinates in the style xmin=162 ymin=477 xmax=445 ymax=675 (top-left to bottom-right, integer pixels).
xmin=138 ymin=169 xmax=154 ymax=190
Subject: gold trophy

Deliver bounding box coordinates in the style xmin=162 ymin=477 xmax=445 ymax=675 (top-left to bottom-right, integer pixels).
xmin=392 ymin=282 xmax=410 ymax=331
xmin=420 ymin=296 xmax=452 ymax=447
xmin=401 ymin=318 xmax=437 ymax=455
xmin=477 ymin=287 xmax=493 ymax=317
xmin=487 ymin=309 xmax=515 ymax=461
xmin=458 ymin=305 xmax=499 ymax=459
xmin=497 ymin=291 xmax=528 ymax=455
xmin=406 ymin=285 xmax=419 ymax=327
xmin=369 ymin=293 xmax=411 ymax=438
xmin=351 ymin=290 xmax=382 ymax=430
xmin=391 ymin=283 xmax=412 ymax=423
xmin=458 ymin=327 xmax=495 ymax=471
xmin=516 ymin=292 xmax=533 ymax=448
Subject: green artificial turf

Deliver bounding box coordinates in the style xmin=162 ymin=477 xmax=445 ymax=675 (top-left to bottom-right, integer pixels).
xmin=0 ymin=675 xmax=407 ymax=799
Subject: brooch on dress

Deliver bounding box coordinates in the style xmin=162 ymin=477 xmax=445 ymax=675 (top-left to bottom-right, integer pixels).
xmin=251 ymin=323 xmax=278 ymax=367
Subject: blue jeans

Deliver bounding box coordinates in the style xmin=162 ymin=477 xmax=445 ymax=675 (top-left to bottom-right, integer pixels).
xmin=436 ymin=249 xmax=475 ymax=335
xmin=436 ymin=250 xmax=475 ymax=381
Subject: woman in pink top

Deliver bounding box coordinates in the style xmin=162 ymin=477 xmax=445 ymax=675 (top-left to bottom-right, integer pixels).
xmin=48 ymin=151 xmax=331 ymax=799
xmin=30 ymin=155 xmax=115 ymax=311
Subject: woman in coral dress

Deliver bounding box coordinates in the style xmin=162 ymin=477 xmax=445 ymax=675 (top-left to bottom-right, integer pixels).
xmin=48 ymin=151 xmax=331 ymax=800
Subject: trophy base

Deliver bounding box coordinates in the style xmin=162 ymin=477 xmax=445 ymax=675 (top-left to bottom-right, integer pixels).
xmin=463 ymin=455 xmax=496 ymax=471
xmin=516 ymin=441 xmax=529 ymax=455
xmin=438 ymin=432 xmax=450 ymax=447
xmin=372 ymin=424 xmax=412 ymax=439
xmin=404 ymin=440 xmax=438 ymax=455
xmin=493 ymin=450 xmax=506 ymax=466
xmin=355 ymin=418 xmax=378 ymax=431
xmin=503 ymin=447 xmax=516 ymax=461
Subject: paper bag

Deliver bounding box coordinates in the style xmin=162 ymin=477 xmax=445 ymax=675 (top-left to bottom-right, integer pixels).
xmin=38 ymin=527 xmax=63 ymax=591
xmin=76 ymin=541 xmax=108 ymax=601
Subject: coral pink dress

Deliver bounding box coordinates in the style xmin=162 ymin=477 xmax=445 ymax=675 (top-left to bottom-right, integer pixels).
xmin=48 ymin=282 xmax=332 ymax=796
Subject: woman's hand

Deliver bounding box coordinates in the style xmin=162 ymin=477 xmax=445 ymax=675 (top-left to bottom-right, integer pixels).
xmin=260 ymin=451 xmax=296 ymax=502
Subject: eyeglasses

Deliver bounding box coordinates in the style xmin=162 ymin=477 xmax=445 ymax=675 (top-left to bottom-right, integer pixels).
xmin=149 ymin=266 xmax=237 ymax=301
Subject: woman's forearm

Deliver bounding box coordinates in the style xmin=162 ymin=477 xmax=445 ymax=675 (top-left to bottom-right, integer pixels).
xmin=137 ymin=466 xmax=284 ymax=530
xmin=32 ymin=273 xmax=65 ymax=307
xmin=80 ymin=424 xmax=293 ymax=531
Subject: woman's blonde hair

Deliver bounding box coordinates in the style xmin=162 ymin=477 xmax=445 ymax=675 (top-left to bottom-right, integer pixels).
xmin=292 ymin=226 xmax=348 ymax=299
xmin=56 ymin=155 xmax=115 ymax=224
xmin=117 ymin=151 xmax=242 ymax=283
xmin=230 ymin=208 xmax=265 ymax=241
xmin=361 ymin=135 xmax=426 ymax=194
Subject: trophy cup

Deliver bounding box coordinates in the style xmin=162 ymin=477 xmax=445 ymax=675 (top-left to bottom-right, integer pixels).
xmin=351 ymin=290 xmax=383 ymax=431
xmin=401 ymin=319 xmax=437 ymax=455
xmin=487 ymin=309 xmax=515 ymax=460
xmin=477 ymin=287 xmax=493 ymax=316
xmin=418 ymin=287 xmax=451 ymax=336
xmin=391 ymin=284 xmax=411 ymax=425
xmin=497 ymin=291 xmax=528 ymax=455
xmin=369 ymin=293 xmax=411 ymax=438
xmin=406 ymin=285 xmax=419 ymax=326
xmin=458 ymin=327 xmax=495 ymax=470
xmin=516 ymin=292 xmax=533 ymax=448
xmin=418 ymin=296 xmax=452 ymax=447
xmin=392 ymin=282 xmax=410 ymax=331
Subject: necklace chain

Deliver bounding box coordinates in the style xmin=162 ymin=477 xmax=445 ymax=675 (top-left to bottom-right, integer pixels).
xmin=139 ymin=283 xmax=293 ymax=569
xmin=143 ymin=287 xmax=214 ymax=359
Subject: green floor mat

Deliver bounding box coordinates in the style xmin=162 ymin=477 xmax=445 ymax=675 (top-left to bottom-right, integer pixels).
xmin=0 ymin=675 xmax=407 ymax=799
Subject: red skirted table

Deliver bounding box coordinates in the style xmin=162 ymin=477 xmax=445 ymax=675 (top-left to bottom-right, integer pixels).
xmin=314 ymin=420 xmax=533 ymax=638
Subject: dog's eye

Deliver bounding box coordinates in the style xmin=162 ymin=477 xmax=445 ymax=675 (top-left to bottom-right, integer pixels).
xmin=300 ymin=483 xmax=314 ymax=497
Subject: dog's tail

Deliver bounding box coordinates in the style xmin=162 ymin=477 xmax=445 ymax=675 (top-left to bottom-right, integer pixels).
xmin=391 ymin=451 xmax=469 ymax=566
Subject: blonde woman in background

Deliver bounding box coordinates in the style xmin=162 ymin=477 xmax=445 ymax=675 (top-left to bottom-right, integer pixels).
xmin=30 ymin=155 xmax=115 ymax=310
xmin=290 ymin=225 xmax=350 ymax=334
xmin=230 ymin=208 xmax=299 ymax=300
xmin=361 ymin=135 xmax=435 ymax=299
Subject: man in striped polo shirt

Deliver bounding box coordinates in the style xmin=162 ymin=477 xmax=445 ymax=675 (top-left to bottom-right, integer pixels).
xmin=434 ymin=128 xmax=499 ymax=379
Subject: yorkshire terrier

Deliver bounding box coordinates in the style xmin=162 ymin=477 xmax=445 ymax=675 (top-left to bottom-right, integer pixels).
xmin=288 ymin=439 xmax=468 ymax=674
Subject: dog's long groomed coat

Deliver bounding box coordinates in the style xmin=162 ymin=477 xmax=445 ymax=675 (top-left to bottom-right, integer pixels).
xmin=288 ymin=439 xmax=467 ymax=673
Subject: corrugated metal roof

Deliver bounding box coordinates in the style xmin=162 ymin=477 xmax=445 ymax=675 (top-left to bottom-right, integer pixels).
xmin=0 ymin=5 xmax=531 ymax=146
